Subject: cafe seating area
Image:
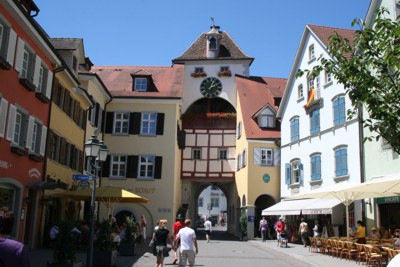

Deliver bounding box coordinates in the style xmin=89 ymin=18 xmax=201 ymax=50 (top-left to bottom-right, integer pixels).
xmin=308 ymin=236 xmax=400 ymax=266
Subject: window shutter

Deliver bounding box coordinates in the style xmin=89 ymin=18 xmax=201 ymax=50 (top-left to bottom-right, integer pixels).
xmin=33 ymin=55 xmax=41 ymax=88
xmin=131 ymin=112 xmax=141 ymax=134
xmin=285 ymin=163 xmax=291 ymax=185
xmin=126 ymin=155 xmax=138 ymax=178
xmin=45 ymin=71 xmax=53 ymax=99
xmin=253 ymin=148 xmax=261 ymax=165
xmin=6 ymin=29 xmax=17 ymax=65
xmin=97 ymin=107 xmax=103 ymax=130
xmin=178 ymin=130 xmax=186 ymax=149
xmin=105 ymin=112 xmax=114 ymax=133
xmin=26 ymin=116 xmax=35 ymax=149
xmin=94 ymin=103 xmax=100 ymax=127
xmin=154 ymin=156 xmax=162 ymax=179
xmin=14 ymin=37 xmax=24 ymax=73
xmin=101 ymin=156 xmax=110 ymax=178
xmin=40 ymin=125 xmax=47 ymax=156
xmin=156 ymin=113 xmax=165 ymax=135
xmin=273 ymin=148 xmax=281 ymax=166
xmin=299 ymin=163 xmax=304 ymax=186
xmin=0 ymin=98 xmax=9 ymax=138
xmin=6 ymin=104 xmax=16 ymax=141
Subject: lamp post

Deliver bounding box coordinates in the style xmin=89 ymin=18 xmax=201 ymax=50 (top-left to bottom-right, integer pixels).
xmin=84 ymin=135 xmax=109 ymax=267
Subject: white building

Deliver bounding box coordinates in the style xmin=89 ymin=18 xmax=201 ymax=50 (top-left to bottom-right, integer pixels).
xmin=275 ymin=24 xmax=363 ymax=236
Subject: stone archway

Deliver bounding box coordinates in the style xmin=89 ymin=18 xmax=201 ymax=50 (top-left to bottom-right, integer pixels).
xmin=254 ymin=194 xmax=276 ymax=238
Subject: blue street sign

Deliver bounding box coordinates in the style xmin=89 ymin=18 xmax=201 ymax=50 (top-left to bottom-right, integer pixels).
xmin=72 ymin=174 xmax=93 ymax=181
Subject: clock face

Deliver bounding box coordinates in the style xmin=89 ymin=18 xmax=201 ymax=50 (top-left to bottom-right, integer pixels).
xmin=200 ymin=77 xmax=222 ymax=98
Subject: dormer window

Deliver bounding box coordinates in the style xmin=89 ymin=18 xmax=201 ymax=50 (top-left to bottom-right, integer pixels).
xmin=256 ymin=106 xmax=276 ymax=128
xmin=209 ymin=37 xmax=217 ymax=50
xmin=134 ymin=78 xmax=147 ymax=92
xmin=309 ymin=44 xmax=315 ymax=61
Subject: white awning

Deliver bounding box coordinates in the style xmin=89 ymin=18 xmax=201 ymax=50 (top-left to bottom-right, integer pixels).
xmin=261 ymin=199 xmax=316 ymax=216
xmin=261 ymin=198 xmax=342 ymax=216
xmin=301 ymin=198 xmax=342 ymax=215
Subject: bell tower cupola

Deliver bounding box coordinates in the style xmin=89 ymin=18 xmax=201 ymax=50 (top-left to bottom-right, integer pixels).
xmin=206 ymin=25 xmax=222 ymax=58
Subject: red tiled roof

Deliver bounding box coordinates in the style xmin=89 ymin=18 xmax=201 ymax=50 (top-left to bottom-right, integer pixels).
xmin=307 ymin=25 xmax=356 ymax=58
xmin=91 ymin=65 xmax=183 ymax=98
xmin=236 ymin=75 xmax=286 ymax=139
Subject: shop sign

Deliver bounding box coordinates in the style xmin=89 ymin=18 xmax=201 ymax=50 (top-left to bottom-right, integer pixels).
xmin=376 ymin=196 xmax=400 ymax=204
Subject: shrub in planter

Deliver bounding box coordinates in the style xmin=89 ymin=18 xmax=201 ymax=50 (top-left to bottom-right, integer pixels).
xmin=93 ymin=220 xmax=117 ymax=267
xmin=119 ymin=216 xmax=137 ymax=256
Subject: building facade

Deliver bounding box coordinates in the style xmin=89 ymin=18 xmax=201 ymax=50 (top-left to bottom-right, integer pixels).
xmin=0 ymin=0 xmax=61 ymax=247
xmin=276 ymin=25 xmax=362 ymax=237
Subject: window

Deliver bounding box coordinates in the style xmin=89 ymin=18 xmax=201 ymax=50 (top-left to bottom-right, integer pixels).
xmin=219 ymin=148 xmax=228 ymax=160
xmin=0 ymin=97 xmax=8 ymax=138
xmin=138 ymin=155 xmax=155 ymax=179
xmin=261 ymin=149 xmax=273 ymax=166
xmin=220 ymin=66 xmax=229 ymax=72
xmin=21 ymin=48 xmax=32 ymax=79
xmin=258 ymin=114 xmax=275 ymax=128
xmin=325 ymin=71 xmax=332 ymax=84
xmin=310 ymin=154 xmax=321 ymax=181
xmin=315 ymin=74 xmax=320 ymax=89
xmin=298 ymin=84 xmax=304 ymax=99
xmin=34 ymin=60 xmax=52 ymax=98
xmin=237 ymin=153 xmax=242 ymax=170
xmin=290 ymin=117 xmax=300 ymax=142
xmin=113 ymin=112 xmax=129 ymax=134
xmin=0 ymin=19 xmax=17 ymax=68
xmin=209 ymin=37 xmax=217 ymax=50
xmin=211 ymin=197 xmax=219 ymax=208
xmin=192 ymin=148 xmax=201 ymax=160
xmin=111 ymin=155 xmax=127 ymax=178
xmin=134 ymin=78 xmax=147 ymax=91
xmin=242 ymin=149 xmax=246 ymax=167
xmin=309 ymin=44 xmax=315 ymax=60
xmin=333 ymin=96 xmax=346 ymax=126
xmin=194 ymin=67 xmax=204 ymax=73
xmin=237 ymin=121 xmax=242 ymax=139
xmin=198 ymin=197 xmax=203 ymax=207
xmin=310 ymin=108 xmax=320 ymax=134
xmin=141 ymin=113 xmax=157 ymax=135
xmin=285 ymin=160 xmax=302 ymax=185
xmin=335 ymin=147 xmax=348 ymax=177
xmin=307 ymin=75 xmax=314 ymax=91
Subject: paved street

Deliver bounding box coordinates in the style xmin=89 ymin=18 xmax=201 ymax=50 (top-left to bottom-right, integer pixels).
xmin=30 ymin=228 xmax=360 ymax=266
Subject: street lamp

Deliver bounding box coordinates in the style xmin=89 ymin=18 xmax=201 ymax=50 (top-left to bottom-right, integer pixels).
xmin=84 ymin=135 xmax=108 ymax=267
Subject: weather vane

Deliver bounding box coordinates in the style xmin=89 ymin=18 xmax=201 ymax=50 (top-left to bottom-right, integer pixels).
xmin=211 ymin=17 xmax=215 ymax=26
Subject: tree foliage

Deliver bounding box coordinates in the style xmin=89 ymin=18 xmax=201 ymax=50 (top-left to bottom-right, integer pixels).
xmin=297 ymin=8 xmax=400 ymax=154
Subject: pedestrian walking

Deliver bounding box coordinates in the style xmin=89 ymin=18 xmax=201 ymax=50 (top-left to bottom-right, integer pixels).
xmin=152 ymin=219 xmax=173 ymax=267
xmin=175 ymin=219 xmax=198 ymax=267
xmin=204 ymin=217 xmax=212 ymax=242
xmin=0 ymin=207 xmax=31 ymax=267
xmin=298 ymin=218 xmax=309 ymax=247
xmin=172 ymin=214 xmax=184 ymax=265
xmin=140 ymin=215 xmax=148 ymax=241
xmin=259 ymin=217 xmax=268 ymax=242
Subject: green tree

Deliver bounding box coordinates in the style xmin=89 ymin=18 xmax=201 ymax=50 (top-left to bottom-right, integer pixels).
xmin=297 ymin=8 xmax=400 ymax=154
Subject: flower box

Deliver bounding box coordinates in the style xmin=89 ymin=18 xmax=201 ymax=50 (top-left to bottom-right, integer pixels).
xmin=191 ymin=72 xmax=207 ymax=78
xmin=218 ymin=70 xmax=232 ymax=77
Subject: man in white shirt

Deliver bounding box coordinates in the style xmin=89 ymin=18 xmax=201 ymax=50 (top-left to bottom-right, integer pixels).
xmin=175 ymin=219 xmax=198 ymax=267
xmin=204 ymin=217 xmax=212 ymax=243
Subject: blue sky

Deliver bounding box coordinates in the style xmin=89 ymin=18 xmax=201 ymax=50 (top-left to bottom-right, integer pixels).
xmin=34 ymin=0 xmax=370 ymax=78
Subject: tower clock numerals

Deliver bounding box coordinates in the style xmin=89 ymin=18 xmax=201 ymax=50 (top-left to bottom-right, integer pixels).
xmin=200 ymin=77 xmax=222 ymax=98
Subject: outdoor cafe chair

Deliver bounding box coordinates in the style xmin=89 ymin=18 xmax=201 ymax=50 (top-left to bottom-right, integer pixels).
xmin=364 ymin=244 xmax=383 ymax=267
xmin=355 ymin=243 xmax=366 ymax=265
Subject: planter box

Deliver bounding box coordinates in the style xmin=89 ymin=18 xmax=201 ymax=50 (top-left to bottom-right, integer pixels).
xmin=47 ymin=260 xmax=82 ymax=267
xmin=93 ymin=249 xmax=117 ymax=267
xmin=119 ymin=243 xmax=135 ymax=256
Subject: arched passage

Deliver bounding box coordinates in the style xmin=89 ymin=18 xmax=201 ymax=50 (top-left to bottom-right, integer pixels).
xmin=196 ymin=184 xmax=227 ymax=230
xmin=254 ymin=194 xmax=276 ymax=238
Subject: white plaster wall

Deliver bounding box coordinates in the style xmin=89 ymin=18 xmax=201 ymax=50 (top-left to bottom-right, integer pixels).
xmin=280 ymin=29 xmax=362 ymax=198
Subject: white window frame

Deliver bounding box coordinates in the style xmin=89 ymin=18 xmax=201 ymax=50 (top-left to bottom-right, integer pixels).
xmin=297 ymin=84 xmax=304 ymax=99
xmin=291 ymin=160 xmax=300 ymax=184
xmin=192 ymin=148 xmax=202 ymax=160
xmin=237 ymin=121 xmax=242 ymax=139
xmin=0 ymin=18 xmax=16 ymax=66
xmin=138 ymin=155 xmax=155 ymax=179
xmin=309 ymin=44 xmax=315 ymax=61
xmin=242 ymin=149 xmax=246 ymax=167
xmin=134 ymin=78 xmax=147 ymax=92
xmin=113 ymin=112 xmax=129 ymax=134
xmin=211 ymin=197 xmax=219 ymax=208
xmin=261 ymin=148 xmax=273 ymax=166
xmin=307 ymin=75 xmax=314 ymax=91
xmin=0 ymin=97 xmax=9 ymax=138
xmin=218 ymin=148 xmax=228 ymax=160
xmin=325 ymin=71 xmax=332 ymax=84
xmin=111 ymin=155 xmax=127 ymax=178
xmin=258 ymin=114 xmax=275 ymax=128
xmin=141 ymin=112 xmax=157 ymax=135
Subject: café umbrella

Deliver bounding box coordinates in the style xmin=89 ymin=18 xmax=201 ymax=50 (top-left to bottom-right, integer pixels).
xmin=48 ymin=185 xmax=151 ymax=215
xmin=285 ymin=174 xmax=400 ymax=238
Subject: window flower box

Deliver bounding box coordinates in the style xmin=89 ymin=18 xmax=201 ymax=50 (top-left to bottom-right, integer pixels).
xmin=218 ymin=70 xmax=232 ymax=77
xmin=19 ymin=78 xmax=36 ymax=92
xmin=191 ymin=72 xmax=207 ymax=78
xmin=205 ymin=112 xmax=236 ymax=119
xmin=29 ymin=152 xmax=44 ymax=162
xmin=35 ymin=92 xmax=50 ymax=103
xmin=11 ymin=145 xmax=28 ymax=156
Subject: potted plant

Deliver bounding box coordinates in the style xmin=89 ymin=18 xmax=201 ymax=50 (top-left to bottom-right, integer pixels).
xmin=240 ymin=213 xmax=248 ymax=241
xmin=119 ymin=216 xmax=137 ymax=256
xmin=47 ymin=219 xmax=82 ymax=267
xmin=93 ymin=220 xmax=117 ymax=267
